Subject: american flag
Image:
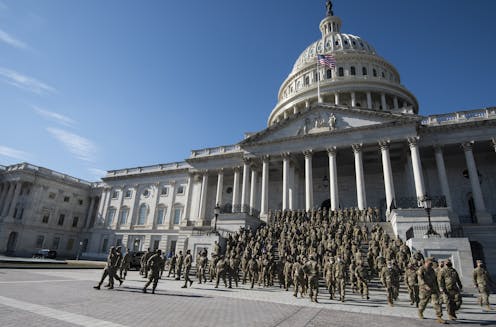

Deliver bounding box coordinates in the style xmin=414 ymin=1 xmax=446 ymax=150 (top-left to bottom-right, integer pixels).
xmin=317 ymin=54 xmax=336 ymax=68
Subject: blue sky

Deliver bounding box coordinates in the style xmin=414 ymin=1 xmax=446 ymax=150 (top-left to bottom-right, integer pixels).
xmin=1 ymin=0 xmax=495 ymax=181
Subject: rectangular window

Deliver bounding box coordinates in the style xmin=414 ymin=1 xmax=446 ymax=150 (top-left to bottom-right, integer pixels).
xmin=116 ymin=239 xmax=122 ymax=247
xmin=78 ymin=199 xmax=84 ymax=205
xmin=125 ymin=190 xmax=132 ymax=198
xmin=48 ymin=192 xmax=56 ymax=199
xmin=112 ymin=191 xmax=119 ymax=199
xmin=119 ymin=207 xmax=128 ymax=224
xmin=157 ymin=207 xmax=165 ymax=225
xmin=72 ymin=216 xmax=79 ymax=228
xmin=35 ymin=235 xmax=44 ymax=248
xmin=173 ymin=208 xmax=182 ymax=224
xmin=42 ymin=210 xmax=50 ymax=223
xmin=106 ymin=208 xmax=116 ymax=226
xmin=101 ymin=239 xmax=108 ymax=253
xmin=58 ymin=214 xmax=65 ymax=226
xmin=63 ymin=196 xmax=70 ymax=202
xmin=161 ymin=187 xmax=169 ymax=196
xmin=177 ymin=186 xmax=185 ymax=195
xmin=52 ymin=237 xmax=60 ymax=250
xmin=66 ymin=238 xmax=75 ymax=251
xmin=153 ymin=239 xmax=160 ymax=250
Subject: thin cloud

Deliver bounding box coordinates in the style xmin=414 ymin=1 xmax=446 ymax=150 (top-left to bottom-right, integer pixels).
xmin=0 ymin=28 xmax=28 ymax=49
xmin=88 ymin=168 xmax=107 ymax=178
xmin=33 ymin=106 xmax=75 ymax=127
xmin=46 ymin=127 xmax=97 ymax=162
xmin=0 ymin=67 xmax=55 ymax=95
xmin=0 ymin=145 xmax=30 ymax=161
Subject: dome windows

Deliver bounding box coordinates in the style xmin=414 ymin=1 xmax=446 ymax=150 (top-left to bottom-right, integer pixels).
xmin=373 ymin=69 xmax=377 ymax=77
xmin=338 ymin=67 xmax=344 ymax=77
xmin=350 ymin=66 xmax=356 ymax=76
xmin=362 ymin=67 xmax=368 ymax=75
xmin=326 ymin=69 xmax=333 ymax=79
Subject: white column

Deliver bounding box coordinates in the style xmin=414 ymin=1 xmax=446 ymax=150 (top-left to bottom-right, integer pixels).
xmin=183 ymin=175 xmax=193 ymax=221
xmin=288 ymin=163 xmax=295 ymax=210
xmin=462 ymin=142 xmax=491 ymax=223
xmin=304 ymin=150 xmax=314 ymax=211
xmin=433 ymin=145 xmax=453 ymax=208
xmin=101 ymin=188 xmax=112 ymax=225
xmin=261 ymin=156 xmax=269 ymax=217
xmin=129 ymin=185 xmax=140 ymax=226
xmin=232 ymin=167 xmax=241 ymax=212
xmin=351 ymin=92 xmax=356 ymax=107
xmin=215 ymin=169 xmax=224 ymax=206
xmin=198 ymin=172 xmax=209 ymax=220
xmin=334 ymin=93 xmax=340 ymax=105
xmin=393 ymin=96 xmax=399 ymax=110
xmin=352 ymin=144 xmax=367 ymax=210
xmin=282 ymin=153 xmax=290 ymax=211
xmin=379 ymin=141 xmax=395 ymax=214
xmin=7 ymin=182 xmax=21 ymax=218
xmin=241 ymin=159 xmax=250 ymax=211
xmin=85 ymin=196 xmax=96 ymax=228
xmin=381 ymin=93 xmax=387 ymax=110
xmin=492 ymin=138 xmax=496 ymax=152
xmin=327 ymin=147 xmax=339 ymax=211
xmin=0 ymin=183 xmax=8 ymax=214
xmin=167 ymin=181 xmax=177 ymax=228
xmin=250 ymin=168 xmax=258 ymax=212
xmin=407 ymin=137 xmax=426 ymax=200
xmin=0 ymin=182 xmax=12 ymax=216
xmin=366 ymin=92 xmax=372 ymax=109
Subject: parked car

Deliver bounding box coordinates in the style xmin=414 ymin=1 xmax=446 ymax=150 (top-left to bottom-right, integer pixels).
xmin=32 ymin=249 xmax=57 ymax=259
xmin=129 ymin=251 xmax=145 ymax=270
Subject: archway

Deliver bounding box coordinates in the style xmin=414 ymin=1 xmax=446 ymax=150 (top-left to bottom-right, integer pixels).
xmin=320 ymin=199 xmax=331 ymax=210
xmin=6 ymin=232 xmax=18 ymax=255
xmin=470 ymin=241 xmax=485 ymax=267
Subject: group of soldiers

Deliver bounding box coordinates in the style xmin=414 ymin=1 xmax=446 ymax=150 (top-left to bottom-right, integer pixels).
xmin=93 ymin=207 xmax=494 ymax=324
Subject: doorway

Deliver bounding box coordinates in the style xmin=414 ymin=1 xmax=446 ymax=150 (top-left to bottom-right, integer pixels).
xmin=6 ymin=232 xmax=18 ymax=255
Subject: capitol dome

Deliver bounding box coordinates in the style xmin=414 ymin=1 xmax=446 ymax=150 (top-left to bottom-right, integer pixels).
xmin=267 ymin=4 xmax=418 ymax=126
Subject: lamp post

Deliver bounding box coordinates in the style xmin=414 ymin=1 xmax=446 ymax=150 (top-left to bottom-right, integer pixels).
xmin=77 ymin=241 xmax=83 ymax=260
xmin=213 ymin=203 xmax=220 ymax=234
xmin=421 ymin=195 xmax=439 ymax=238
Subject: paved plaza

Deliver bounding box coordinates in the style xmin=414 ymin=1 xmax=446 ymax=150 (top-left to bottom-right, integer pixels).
xmin=0 ymin=268 xmax=494 ymax=327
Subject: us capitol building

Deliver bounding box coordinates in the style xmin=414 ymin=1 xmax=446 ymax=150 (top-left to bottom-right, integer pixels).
xmin=0 ymin=3 xmax=495 ymax=283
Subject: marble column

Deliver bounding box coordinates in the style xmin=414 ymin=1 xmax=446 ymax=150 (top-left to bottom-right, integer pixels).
xmin=1 ymin=182 xmax=15 ymax=216
xmin=7 ymin=182 xmax=22 ymax=218
xmin=407 ymin=137 xmax=426 ymax=200
xmin=288 ymin=163 xmax=295 ymax=210
xmin=101 ymin=188 xmax=112 ymax=225
xmin=241 ymin=159 xmax=251 ymax=212
xmin=433 ymin=146 xmax=453 ymax=208
xmin=282 ymin=153 xmax=290 ymax=211
xmin=198 ymin=172 xmax=209 ymax=220
xmin=379 ymin=141 xmax=395 ymax=213
xmin=167 ymin=181 xmax=177 ymax=228
xmin=381 ymin=93 xmax=387 ymax=110
xmin=0 ymin=182 xmax=11 ymax=215
xmin=492 ymin=138 xmax=496 ymax=152
xmin=232 ymin=167 xmax=241 ymax=212
xmin=304 ymin=150 xmax=314 ymax=211
xmin=260 ymin=156 xmax=269 ymax=217
xmin=84 ymin=196 xmax=96 ymax=228
xmin=215 ymin=169 xmax=224 ymax=206
xmin=352 ymin=144 xmax=367 ymax=210
xmin=250 ymin=168 xmax=258 ymax=212
xmin=393 ymin=96 xmax=399 ymax=110
xmin=462 ymin=142 xmax=491 ymax=224
xmin=351 ymin=92 xmax=356 ymax=107
xmin=334 ymin=93 xmax=340 ymax=105
xmin=327 ymin=147 xmax=339 ymax=211
xmin=366 ymin=92 xmax=372 ymax=109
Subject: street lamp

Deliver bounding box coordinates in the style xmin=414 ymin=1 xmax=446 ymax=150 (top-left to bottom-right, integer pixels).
xmin=213 ymin=203 xmax=220 ymax=234
xmin=76 ymin=241 xmax=83 ymax=260
xmin=421 ymin=195 xmax=439 ymax=237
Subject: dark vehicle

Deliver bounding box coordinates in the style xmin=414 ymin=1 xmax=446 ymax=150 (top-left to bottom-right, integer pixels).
xmin=129 ymin=251 xmax=145 ymax=270
xmin=32 ymin=249 xmax=57 ymax=259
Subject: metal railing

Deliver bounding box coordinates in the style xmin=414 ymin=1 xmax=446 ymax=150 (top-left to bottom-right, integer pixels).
xmin=394 ymin=196 xmax=447 ymax=209
xmin=228 ymin=204 xmax=260 ymax=218
xmin=405 ymin=223 xmax=463 ymax=240
xmin=421 ymin=107 xmax=496 ymax=126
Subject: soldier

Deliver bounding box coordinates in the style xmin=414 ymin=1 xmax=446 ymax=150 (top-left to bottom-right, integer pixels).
xmin=349 ymin=260 xmax=357 ymax=293
xmin=197 ymin=248 xmax=208 ymax=284
xmin=167 ymin=253 xmax=177 ymax=278
xmin=120 ymin=248 xmax=131 ymax=279
xmin=283 ymin=257 xmax=293 ymax=291
xmin=355 ymin=261 xmax=369 ymax=300
xmin=228 ymin=253 xmax=240 ymax=288
xmin=181 ymin=249 xmax=193 ymax=288
xmin=93 ymin=247 xmax=123 ymax=290
xmin=417 ymin=257 xmax=446 ymax=324
xmin=141 ymin=248 xmax=153 ymax=278
xmin=293 ymin=257 xmax=306 ymax=298
xmin=334 ymin=257 xmax=347 ymax=302
xmin=215 ymin=255 xmax=228 ymax=288
xmin=439 ymin=259 xmax=463 ymax=320
xmin=405 ymin=263 xmax=419 ymax=307
xmin=175 ymin=250 xmax=184 ymax=280
xmin=381 ymin=261 xmax=399 ymax=306
xmin=304 ymin=254 xmax=320 ymax=303
xmin=324 ymin=257 xmax=336 ymax=300
xmin=143 ymin=249 xmax=164 ymax=294
xmin=473 ymin=260 xmax=494 ymax=311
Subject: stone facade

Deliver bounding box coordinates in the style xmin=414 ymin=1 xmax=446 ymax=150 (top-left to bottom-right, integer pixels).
xmin=0 ymin=6 xmax=495 ymax=279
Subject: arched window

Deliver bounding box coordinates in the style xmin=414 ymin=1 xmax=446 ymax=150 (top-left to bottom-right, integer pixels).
xmin=304 ymin=76 xmax=309 ymax=86
xmin=138 ymin=204 xmax=147 ymax=225
xmin=119 ymin=207 xmax=129 ymax=224
xmin=338 ymin=67 xmax=344 ymax=77
xmin=350 ymin=66 xmax=356 ymax=75
xmin=362 ymin=67 xmax=368 ymax=75
xmin=157 ymin=206 xmax=166 ymax=225
xmin=326 ymin=69 xmax=332 ymax=79
xmin=107 ymin=207 xmax=116 ymax=226
xmin=373 ymin=69 xmax=377 ymax=77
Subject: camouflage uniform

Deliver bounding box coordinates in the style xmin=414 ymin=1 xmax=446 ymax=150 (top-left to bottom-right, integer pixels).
xmin=303 ymin=255 xmax=320 ymax=302
xmin=334 ymin=258 xmax=346 ymax=302
xmin=405 ymin=264 xmax=419 ymax=307
xmin=438 ymin=261 xmax=462 ymax=319
xmin=182 ymin=250 xmax=193 ymax=288
xmin=355 ymin=261 xmax=369 ymax=299
xmin=473 ymin=260 xmax=493 ymax=310
xmin=417 ymin=258 xmax=445 ymax=323
xmin=143 ymin=250 xmax=164 ymax=294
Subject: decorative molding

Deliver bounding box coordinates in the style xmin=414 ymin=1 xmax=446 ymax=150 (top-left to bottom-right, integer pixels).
xmin=327 ymin=146 xmax=337 ymax=156
xmin=407 ymin=136 xmax=420 ymax=148
xmin=461 ymin=141 xmax=474 ymax=152
xmin=303 ymin=149 xmax=313 ymax=157
xmin=351 ymin=143 xmax=363 ymax=153
xmin=378 ymin=139 xmax=390 ymax=150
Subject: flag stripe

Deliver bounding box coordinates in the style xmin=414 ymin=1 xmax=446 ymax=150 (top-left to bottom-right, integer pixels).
xmin=317 ymin=54 xmax=336 ymax=68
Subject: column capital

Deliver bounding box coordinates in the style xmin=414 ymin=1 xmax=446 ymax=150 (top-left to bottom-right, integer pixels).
xmin=378 ymin=140 xmax=390 ymax=150
xmin=281 ymin=152 xmax=292 ymax=160
xmin=433 ymin=144 xmax=444 ymax=153
xmin=201 ymin=169 xmax=209 ymax=176
xmin=327 ymin=146 xmax=337 ymax=156
xmin=262 ymin=154 xmax=270 ymax=163
xmin=233 ymin=166 xmax=241 ymax=173
xmin=351 ymin=143 xmax=363 ymax=153
xmin=407 ymin=136 xmax=420 ymax=148
xmin=242 ymin=157 xmax=252 ymax=165
xmin=462 ymin=141 xmax=474 ymax=151
xmin=216 ymin=168 xmax=224 ymax=175
xmin=303 ymin=149 xmax=313 ymax=158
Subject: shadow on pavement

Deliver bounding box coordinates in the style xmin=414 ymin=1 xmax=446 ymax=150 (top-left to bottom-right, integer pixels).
xmin=113 ymin=286 xmax=213 ymax=298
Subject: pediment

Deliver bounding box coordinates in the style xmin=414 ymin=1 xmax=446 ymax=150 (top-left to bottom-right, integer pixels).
xmin=241 ymin=105 xmax=419 ymax=146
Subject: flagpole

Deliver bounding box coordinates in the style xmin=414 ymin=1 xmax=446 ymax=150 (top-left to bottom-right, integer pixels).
xmin=317 ymin=54 xmax=321 ymax=103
